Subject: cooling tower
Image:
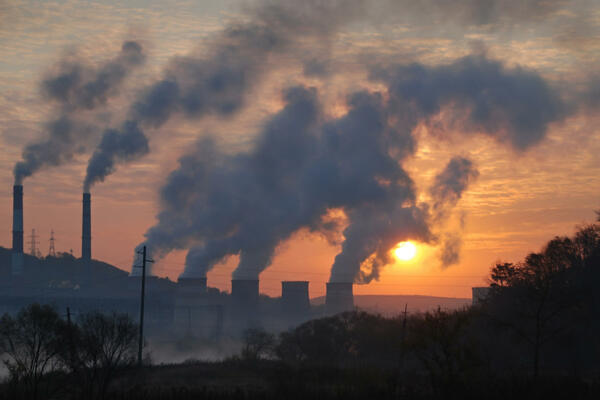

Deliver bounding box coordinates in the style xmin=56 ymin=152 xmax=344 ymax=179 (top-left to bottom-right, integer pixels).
xmin=11 ymin=185 xmax=24 ymax=275
xmin=177 ymin=277 xmax=208 ymax=295
xmin=82 ymin=192 xmax=91 ymax=260
xmin=231 ymin=279 xmax=259 ymax=311
xmin=325 ymin=282 xmax=354 ymax=314
xmin=281 ymin=281 xmax=310 ymax=314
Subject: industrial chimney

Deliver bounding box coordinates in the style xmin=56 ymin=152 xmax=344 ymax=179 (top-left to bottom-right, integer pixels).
xmin=11 ymin=185 xmax=24 ymax=275
xmin=82 ymin=192 xmax=91 ymax=260
xmin=281 ymin=281 xmax=310 ymax=315
xmin=231 ymin=279 xmax=259 ymax=312
xmin=325 ymin=282 xmax=354 ymax=315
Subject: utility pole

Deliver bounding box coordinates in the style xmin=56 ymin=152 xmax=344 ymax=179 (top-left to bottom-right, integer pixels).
xmin=137 ymin=245 xmax=153 ymax=367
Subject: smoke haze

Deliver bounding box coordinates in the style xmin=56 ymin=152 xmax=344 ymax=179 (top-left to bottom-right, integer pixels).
xmin=13 ymin=41 xmax=145 ymax=185
xmin=136 ymin=47 xmax=565 ymax=283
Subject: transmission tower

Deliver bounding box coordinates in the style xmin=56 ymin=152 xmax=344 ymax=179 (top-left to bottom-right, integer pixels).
xmin=48 ymin=229 xmax=56 ymax=257
xmin=28 ymin=229 xmax=40 ymax=257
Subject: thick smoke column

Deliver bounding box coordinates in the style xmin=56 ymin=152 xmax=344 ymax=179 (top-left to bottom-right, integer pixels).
xmin=138 ymin=53 xmax=567 ymax=282
xmin=146 ymin=53 xmax=564 ymax=283
xmin=84 ymin=1 xmax=367 ymax=192
xmin=13 ymin=41 xmax=145 ymax=185
xmin=83 ymin=121 xmax=149 ymax=191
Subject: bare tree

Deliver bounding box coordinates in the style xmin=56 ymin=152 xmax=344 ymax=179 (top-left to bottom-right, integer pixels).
xmin=0 ymin=304 xmax=65 ymax=400
xmin=57 ymin=311 xmax=138 ymax=400
xmin=241 ymin=328 xmax=275 ymax=361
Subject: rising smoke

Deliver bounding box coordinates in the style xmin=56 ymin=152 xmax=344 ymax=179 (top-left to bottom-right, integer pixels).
xmin=82 ymin=0 xmax=367 ymax=191
xmin=135 ymin=47 xmax=566 ymax=283
xmin=81 ymin=0 xmax=580 ymax=191
xmin=428 ymin=158 xmax=478 ymax=268
xmin=9 ymin=0 xmax=581 ymax=282
xmin=372 ymin=54 xmax=567 ymax=151
xmin=13 ymin=41 xmax=145 ymax=185
xmin=83 ymin=121 xmax=149 ymax=192
xmin=429 ymin=157 xmax=479 ymax=222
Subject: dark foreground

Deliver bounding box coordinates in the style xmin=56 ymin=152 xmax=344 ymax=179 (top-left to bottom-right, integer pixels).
xmin=2 ymin=359 xmax=600 ymax=400
xmin=1 ymin=221 xmax=599 ymax=399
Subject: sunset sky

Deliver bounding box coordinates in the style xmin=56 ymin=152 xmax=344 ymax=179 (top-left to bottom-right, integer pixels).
xmin=1 ymin=0 xmax=599 ymax=299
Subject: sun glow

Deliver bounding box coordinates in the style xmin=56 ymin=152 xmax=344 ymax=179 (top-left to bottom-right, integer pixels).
xmin=394 ymin=241 xmax=417 ymax=261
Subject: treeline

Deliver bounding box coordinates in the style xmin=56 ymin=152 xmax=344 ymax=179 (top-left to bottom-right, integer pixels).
xmin=238 ymin=220 xmax=600 ymax=397
xmin=271 ymin=222 xmax=600 ymax=374
xmin=1 ymin=219 xmax=599 ymax=399
xmin=0 ymin=305 xmax=138 ymax=400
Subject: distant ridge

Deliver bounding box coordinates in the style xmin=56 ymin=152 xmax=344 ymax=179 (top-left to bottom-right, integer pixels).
xmin=311 ymin=294 xmax=471 ymax=316
xmin=0 ymin=246 xmax=175 ymax=298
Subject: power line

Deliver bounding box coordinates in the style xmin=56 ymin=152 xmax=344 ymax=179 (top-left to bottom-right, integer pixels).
xmin=28 ymin=228 xmax=40 ymax=257
xmin=135 ymin=245 xmax=153 ymax=367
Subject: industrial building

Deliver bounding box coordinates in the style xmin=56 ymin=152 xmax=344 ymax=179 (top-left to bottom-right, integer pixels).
xmin=2 ymin=185 xmax=356 ymax=338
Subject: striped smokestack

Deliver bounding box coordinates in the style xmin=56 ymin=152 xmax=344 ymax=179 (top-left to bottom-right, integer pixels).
xmin=82 ymin=192 xmax=91 ymax=260
xmin=11 ymin=185 xmax=24 ymax=275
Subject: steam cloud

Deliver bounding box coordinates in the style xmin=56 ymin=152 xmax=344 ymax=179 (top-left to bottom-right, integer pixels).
xmin=82 ymin=0 xmax=366 ymax=191
xmin=83 ymin=121 xmax=149 ymax=191
xmin=429 ymin=157 xmax=479 ymax=221
xmin=372 ymin=54 xmax=566 ymax=150
xmin=428 ymin=158 xmax=478 ymax=267
xmin=439 ymin=232 xmax=463 ymax=267
xmin=13 ymin=41 xmax=145 ymax=185
xmin=136 ymin=51 xmax=565 ymax=283
xmin=81 ymin=0 xmax=579 ymax=191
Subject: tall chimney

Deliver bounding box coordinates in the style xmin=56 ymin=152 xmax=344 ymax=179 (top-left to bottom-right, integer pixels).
xmin=11 ymin=185 xmax=24 ymax=275
xmin=325 ymin=282 xmax=354 ymax=315
xmin=82 ymin=192 xmax=91 ymax=260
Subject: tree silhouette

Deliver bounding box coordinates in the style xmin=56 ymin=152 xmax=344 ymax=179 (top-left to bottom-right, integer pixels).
xmin=0 ymin=304 xmax=66 ymax=400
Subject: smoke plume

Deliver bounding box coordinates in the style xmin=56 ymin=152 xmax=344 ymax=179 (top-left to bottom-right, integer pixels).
xmin=13 ymin=41 xmax=145 ymax=185
xmin=83 ymin=0 xmax=367 ymax=191
xmin=83 ymin=121 xmax=149 ymax=192
xmin=42 ymin=41 xmax=145 ymax=111
xmin=429 ymin=157 xmax=479 ymax=221
xmin=139 ymin=52 xmax=565 ymax=282
xmin=373 ymin=54 xmax=566 ymax=150
xmin=439 ymin=232 xmax=463 ymax=268
xmin=428 ymin=158 xmax=478 ymax=267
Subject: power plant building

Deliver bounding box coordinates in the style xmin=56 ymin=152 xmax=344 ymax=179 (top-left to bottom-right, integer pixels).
xmin=281 ymin=281 xmax=310 ymax=315
xmin=325 ymin=282 xmax=354 ymax=314
xmin=2 ymin=186 xmax=360 ymax=339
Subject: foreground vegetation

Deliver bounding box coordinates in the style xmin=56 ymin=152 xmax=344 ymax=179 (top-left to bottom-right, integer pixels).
xmin=0 ymin=219 xmax=599 ymax=399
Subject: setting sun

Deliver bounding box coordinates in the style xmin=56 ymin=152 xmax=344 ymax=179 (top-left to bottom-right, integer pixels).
xmin=394 ymin=241 xmax=417 ymax=261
